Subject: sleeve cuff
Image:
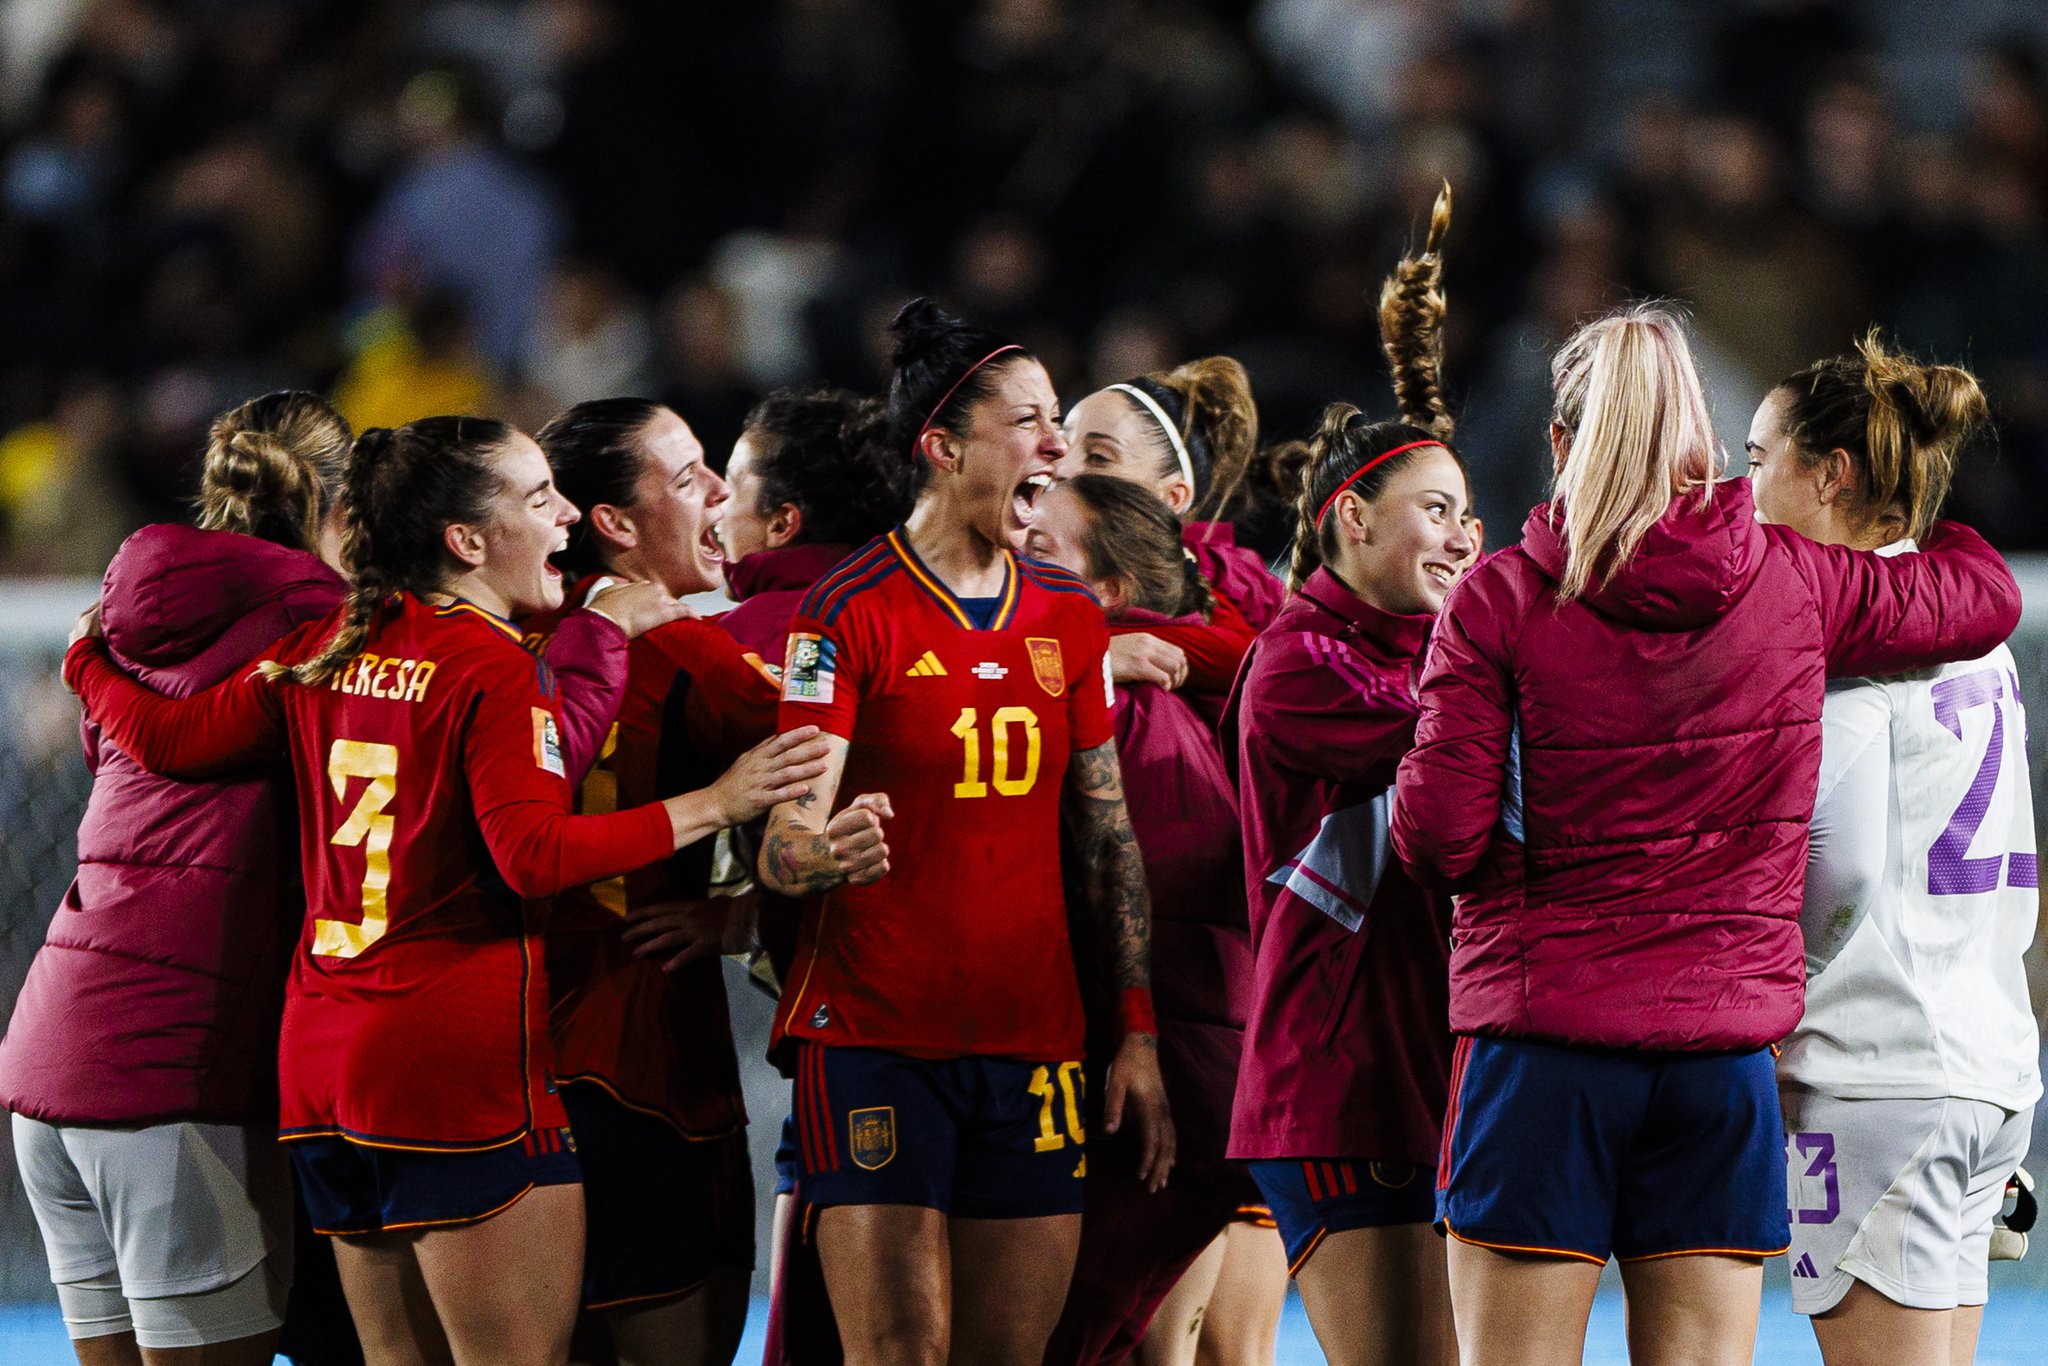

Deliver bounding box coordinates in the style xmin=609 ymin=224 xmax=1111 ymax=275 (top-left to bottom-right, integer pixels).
xmin=1118 ymin=986 xmax=1157 ymax=1038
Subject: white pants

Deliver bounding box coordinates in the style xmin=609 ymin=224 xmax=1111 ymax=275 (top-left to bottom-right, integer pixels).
xmin=13 ymin=1115 xmax=294 ymax=1347
xmin=1780 ymin=1088 xmax=2033 ymax=1315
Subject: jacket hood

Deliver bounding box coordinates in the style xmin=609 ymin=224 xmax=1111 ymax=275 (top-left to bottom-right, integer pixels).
xmin=1519 ymin=481 xmax=1765 ymax=631
xmin=101 ymin=523 xmax=345 ymax=667
xmin=724 ymin=542 xmax=854 ymax=602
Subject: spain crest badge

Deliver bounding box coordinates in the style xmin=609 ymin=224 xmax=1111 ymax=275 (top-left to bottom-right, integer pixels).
xmin=849 ymin=1106 xmax=896 ymax=1170
xmin=1025 ymin=638 xmax=1065 ymax=697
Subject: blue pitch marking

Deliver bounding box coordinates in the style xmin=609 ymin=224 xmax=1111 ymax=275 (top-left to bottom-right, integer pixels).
xmin=4 ymin=1289 xmax=2047 ymax=1363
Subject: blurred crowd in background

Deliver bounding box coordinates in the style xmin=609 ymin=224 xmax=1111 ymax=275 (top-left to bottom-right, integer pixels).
xmin=5 ymin=0 xmax=2048 ymax=575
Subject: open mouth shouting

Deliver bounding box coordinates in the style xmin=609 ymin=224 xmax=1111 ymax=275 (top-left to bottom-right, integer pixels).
xmin=1013 ymin=472 xmax=1054 ymax=529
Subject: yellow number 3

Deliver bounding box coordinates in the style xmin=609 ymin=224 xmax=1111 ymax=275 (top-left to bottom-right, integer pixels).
xmin=315 ymin=739 xmax=399 ymax=958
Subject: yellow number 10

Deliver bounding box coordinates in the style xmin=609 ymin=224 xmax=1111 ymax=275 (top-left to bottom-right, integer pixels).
xmin=314 ymin=739 xmax=400 ymax=958
xmin=1028 ymin=1062 xmax=1086 ymax=1152
xmin=950 ymin=705 xmax=1041 ymax=798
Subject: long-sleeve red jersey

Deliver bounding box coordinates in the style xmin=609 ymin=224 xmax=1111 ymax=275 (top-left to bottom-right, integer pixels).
xmin=65 ymin=593 xmax=674 ymax=1150
xmin=542 ymin=615 xmax=780 ymax=1137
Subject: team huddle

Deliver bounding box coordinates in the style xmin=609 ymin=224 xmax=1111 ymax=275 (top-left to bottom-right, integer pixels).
xmin=0 ymin=187 xmax=2038 ymax=1366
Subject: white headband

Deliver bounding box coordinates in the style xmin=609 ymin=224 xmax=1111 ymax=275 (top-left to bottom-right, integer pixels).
xmin=1107 ymin=383 xmax=1197 ymax=493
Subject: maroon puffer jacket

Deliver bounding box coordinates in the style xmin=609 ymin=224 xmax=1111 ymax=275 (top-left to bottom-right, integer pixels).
xmin=0 ymin=524 xmax=344 ymax=1124
xmin=1391 ymin=482 xmax=2021 ymax=1053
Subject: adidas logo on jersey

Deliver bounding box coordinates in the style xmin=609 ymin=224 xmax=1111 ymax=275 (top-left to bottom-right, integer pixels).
xmin=1791 ymin=1253 xmax=1819 ymax=1278
xmin=972 ymin=662 xmax=1008 ymax=680
xmin=905 ymin=652 xmax=947 ymax=677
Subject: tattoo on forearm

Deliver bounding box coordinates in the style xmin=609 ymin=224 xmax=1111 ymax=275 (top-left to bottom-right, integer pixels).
xmin=1063 ymin=741 xmax=1152 ymax=994
xmin=761 ymin=825 xmax=844 ymax=897
xmin=795 ymin=791 xmax=817 ymax=809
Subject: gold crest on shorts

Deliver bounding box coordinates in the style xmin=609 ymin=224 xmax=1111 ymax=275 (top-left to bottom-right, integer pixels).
xmin=1025 ymin=638 xmax=1065 ymax=697
xmin=850 ymin=1106 xmax=896 ymax=1170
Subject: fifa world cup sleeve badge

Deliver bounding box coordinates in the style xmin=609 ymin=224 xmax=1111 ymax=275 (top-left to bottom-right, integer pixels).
xmin=849 ymin=1106 xmax=896 ymax=1170
xmin=531 ymin=707 xmax=566 ymax=777
xmin=783 ymin=632 xmax=837 ymax=704
xmin=1026 ymin=638 xmax=1066 ymax=697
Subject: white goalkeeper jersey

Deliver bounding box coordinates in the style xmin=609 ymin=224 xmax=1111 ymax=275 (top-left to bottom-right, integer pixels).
xmin=1778 ymin=541 xmax=2041 ymax=1108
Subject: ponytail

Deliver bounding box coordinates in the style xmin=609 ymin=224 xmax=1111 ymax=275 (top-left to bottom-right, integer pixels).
xmin=1776 ymin=331 xmax=1987 ymax=543
xmin=196 ymin=391 xmax=352 ymax=551
xmin=1549 ymin=303 xmax=1718 ymax=601
xmin=1285 ymin=185 xmax=1469 ymax=593
xmin=263 ymin=418 xmax=511 ymax=687
xmin=1117 ymin=355 xmax=1264 ymax=522
xmin=1377 ymin=181 xmax=1455 ymax=442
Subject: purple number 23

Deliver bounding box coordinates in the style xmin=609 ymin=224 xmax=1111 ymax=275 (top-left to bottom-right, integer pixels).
xmin=1928 ymin=668 xmax=2037 ymax=895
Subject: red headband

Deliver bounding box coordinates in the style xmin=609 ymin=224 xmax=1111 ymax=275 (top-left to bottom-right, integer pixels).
xmin=1314 ymin=439 xmax=1445 ymax=528
xmin=913 ymin=344 xmax=1024 ymax=457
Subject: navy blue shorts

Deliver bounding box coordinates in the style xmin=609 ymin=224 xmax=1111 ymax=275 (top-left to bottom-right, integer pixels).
xmin=1248 ymin=1159 xmax=1438 ymax=1273
xmin=774 ymin=1111 xmax=800 ymax=1198
xmin=558 ymin=1082 xmax=755 ymax=1310
xmin=1436 ymin=1036 xmax=1791 ymax=1263
xmin=290 ymin=1126 xmax=580 ymax=1236
xmin=791 ymin=1043 xmax=1086 ymax=1218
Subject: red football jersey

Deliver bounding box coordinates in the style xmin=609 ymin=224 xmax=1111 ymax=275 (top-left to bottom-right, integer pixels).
xmin=67 ymin=594 xmax=673 ymax=1150
xmin=773 ymin=530 xmax=1114 ymax=1061
xmin=544 ymin=616 xmax=780 ymax=1137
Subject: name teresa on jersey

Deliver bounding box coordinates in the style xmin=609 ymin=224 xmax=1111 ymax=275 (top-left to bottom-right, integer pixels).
xmin=327 ymin=652 xmax=438 ymax=702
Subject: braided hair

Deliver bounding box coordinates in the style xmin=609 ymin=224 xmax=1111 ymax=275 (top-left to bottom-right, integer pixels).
xmin=1377 ymin=181 xmax=1455 ymax=441
xmin=1284 ymin=408 xmax=1464 ymax=590
xmin=264 ymin=417 xmax=512 ymax=687
xmin=1284 ymin=184 xmax=1467 ymax=590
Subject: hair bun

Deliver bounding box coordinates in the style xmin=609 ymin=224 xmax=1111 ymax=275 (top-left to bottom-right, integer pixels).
xmin=888 ymin=296 xmax=968 ymax=369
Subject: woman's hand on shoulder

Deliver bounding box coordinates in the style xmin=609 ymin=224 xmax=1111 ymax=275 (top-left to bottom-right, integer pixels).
xmin=68 ymin=599 xmax=102 ymax=651
xmin=584 ymin=579 xmax=694 ymax=639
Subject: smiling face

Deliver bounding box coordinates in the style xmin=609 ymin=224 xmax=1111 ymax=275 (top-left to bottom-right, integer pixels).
xmin=471 ymin=432 xmax=581 ymax=618
xmin=1056 ymin=388 xmax=1191 ymax=513
xmin=927 ymin=357 xmax=1066 ymax=553
xmin=605 ymin=408 xmax=730 ymax=597
xmin=1326 ymin=445 xmax=1473 ymax=615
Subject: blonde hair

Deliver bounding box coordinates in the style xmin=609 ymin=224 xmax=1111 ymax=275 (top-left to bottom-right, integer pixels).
xmin=196 ymin=391 xmax=352 ymax=551
xmin=1548 ymin=303 xmax=1720 ymax=600
xmin=1776 ymin=331 xmax=1986 ymax=543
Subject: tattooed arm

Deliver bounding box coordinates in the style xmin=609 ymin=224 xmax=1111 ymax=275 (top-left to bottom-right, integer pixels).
xmin=1062 ymin=738 xmax=1176 ymax=1191
xmin=757 ymin=734 xmax=893 ymax=896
